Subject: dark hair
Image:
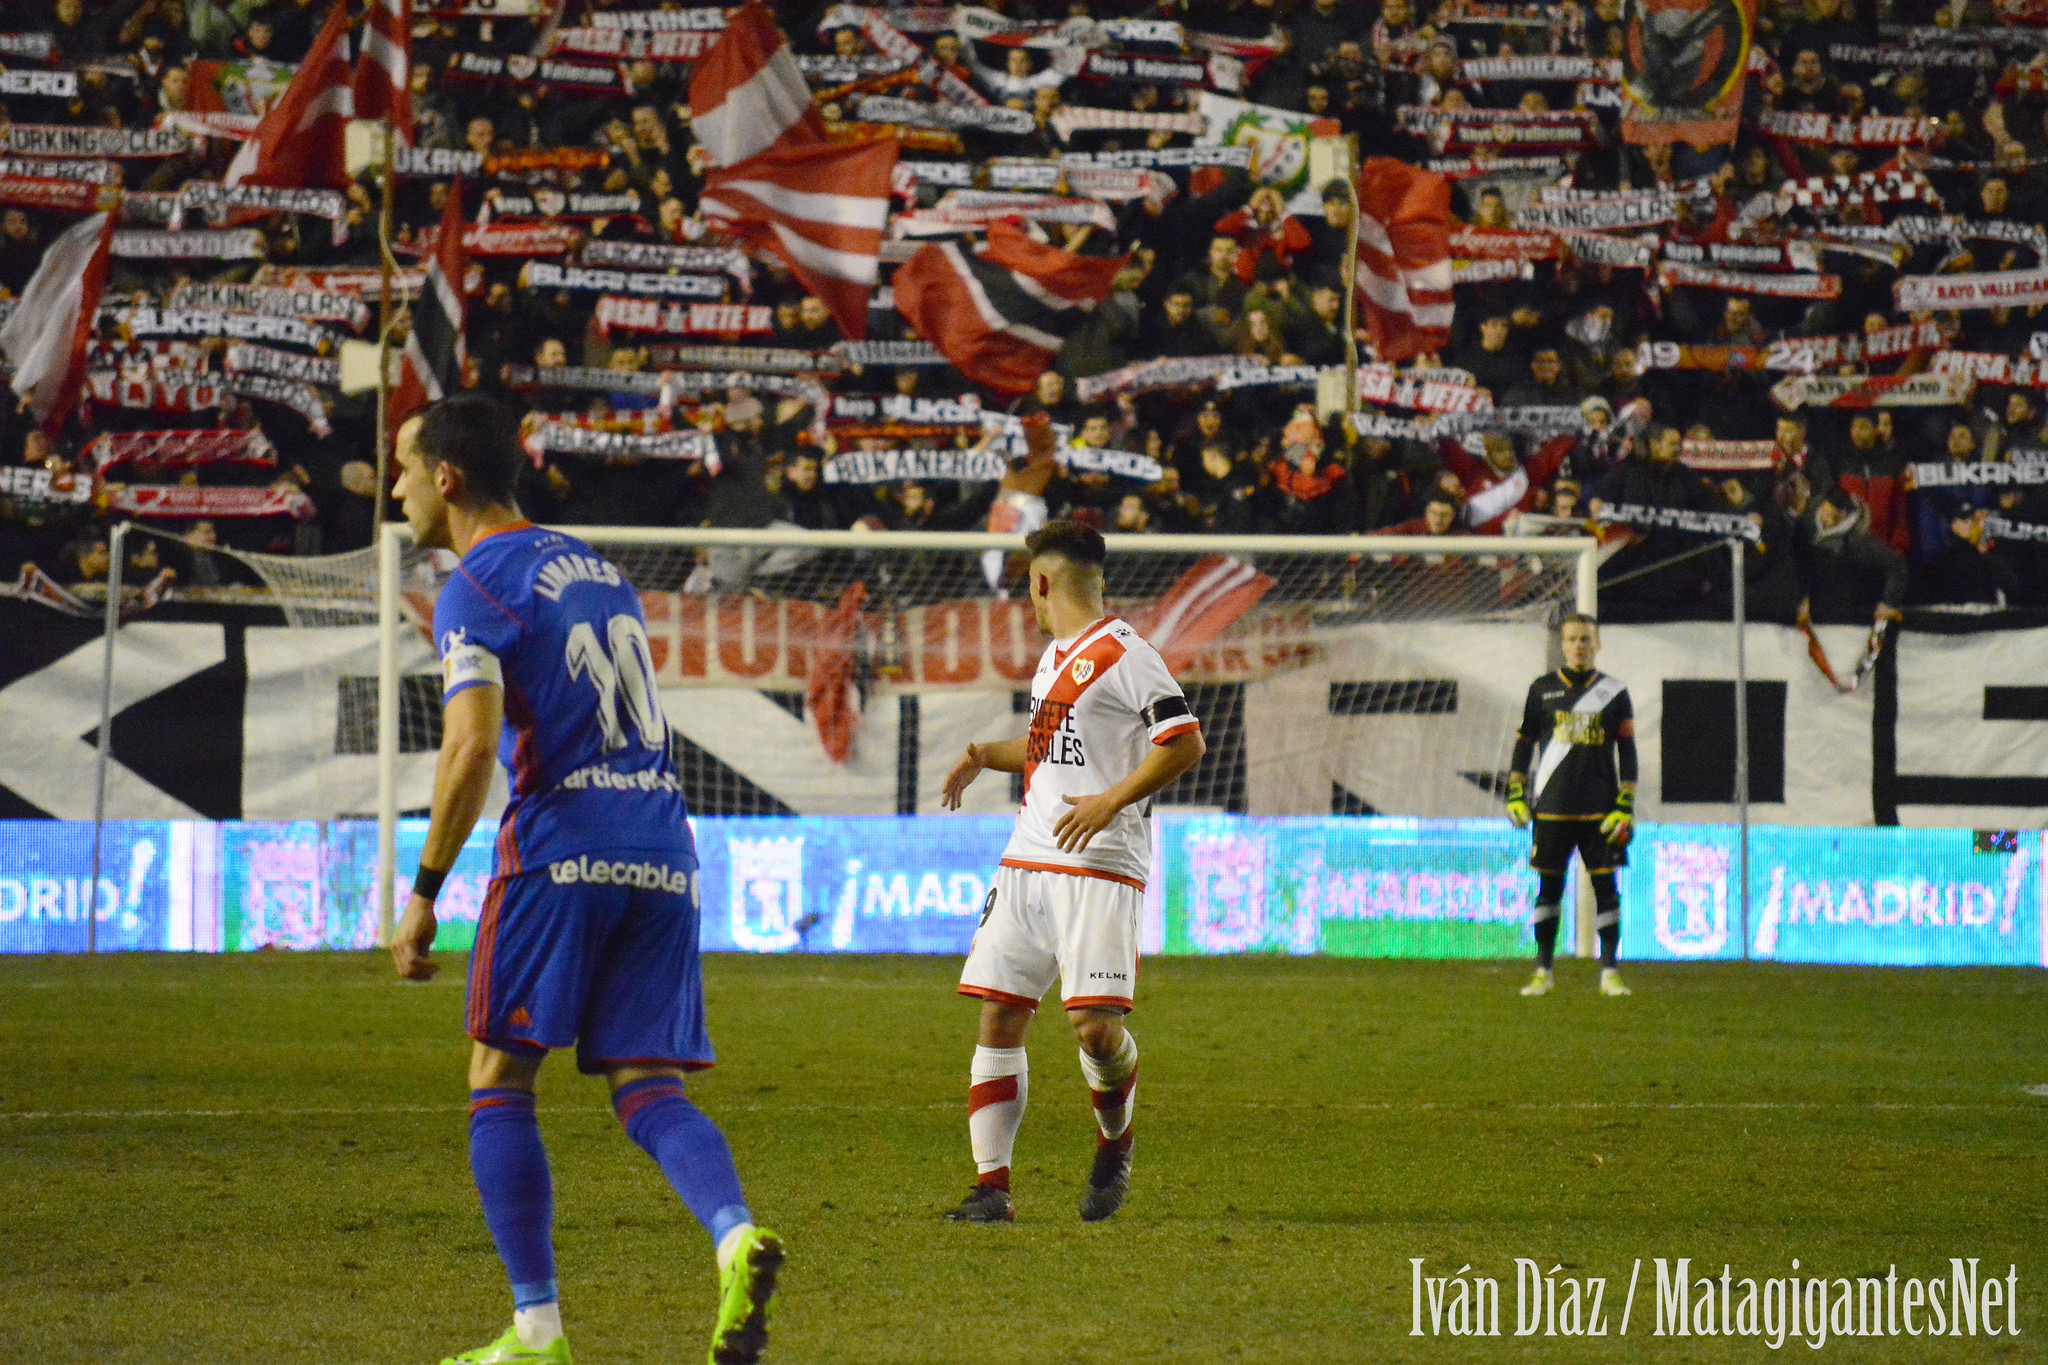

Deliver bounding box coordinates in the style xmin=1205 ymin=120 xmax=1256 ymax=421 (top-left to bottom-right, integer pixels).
xmin=1025 ymin=518 xmax=1107 ymax=568
xmin=1559 ymin=611 xmax=1600 ymax=632
xmin=415 ymin=394 xmax=523 ymax=506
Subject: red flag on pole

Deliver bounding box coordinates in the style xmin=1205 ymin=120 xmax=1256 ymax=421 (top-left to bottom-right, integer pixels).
xmin=353 ymin=0 xmax=413 ymax=146
xmin=1133 ymin=554 xmax=1276 ymax=674
xmin=1353 ymin=158 xmax=1455 ymax=364
xmin=226 ymin=0 xmax=355 ymax=189
xmin=0 ymin=210 xmax=113 ymax=434
xmin=390 ymin=185 xmax=470 ymax=432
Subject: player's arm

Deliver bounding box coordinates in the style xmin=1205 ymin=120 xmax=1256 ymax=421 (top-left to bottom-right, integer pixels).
xmin=941 ymin=736 xmax=1026 ymax=810
xmin=1505 ymin=683 xmax=1541 ymax=827
xmin=391 ymin=683 xmax=503 ymax=981
xmin=1601 ymin=694 xmax=1638 ymax=845
xmin=1053 ymin=729 xmax=1205 ymax=852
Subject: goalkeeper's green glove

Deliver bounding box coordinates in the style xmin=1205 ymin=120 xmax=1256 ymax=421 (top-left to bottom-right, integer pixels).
xmin=1600 ymin=790 xmax=1635 ymax=846
xmin=1505 ymin=776 xmax=1530 ymax=829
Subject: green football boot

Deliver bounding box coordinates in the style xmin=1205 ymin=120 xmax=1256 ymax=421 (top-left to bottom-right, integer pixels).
xmin=440 ymin=1326 xmax=570 ymax=1365
xmin=709 ymin=1226 xmax=785 ymax=1365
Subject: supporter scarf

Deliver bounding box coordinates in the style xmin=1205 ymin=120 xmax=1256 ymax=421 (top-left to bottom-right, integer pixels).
xmin=222 ymin=371 xmax=333 ymax=436
xmin=832 ymin=393 xmax=985 ymax=423
xmin=1985 ymin=515 xmax=2048 ymax=543
xmin=986 ymin=160 xmax=1173 ymax=203
xmin=1908 ymin=461 xmax=2048 ymax=488
xmin=1597 ymin=503 xmax=1761 ymax=541
xmin=1462 ymin=56 xmax=1620 ymax=81
xmin=155 ymin=111 xmax=256 ymax=142
xmin=799 ymin=55 xmax=914 ymax=82
xmin=833 ymin=340 xmax=946 ymax=367
xmin=1425 ymin=117 xmax=1602 ymax=152
xmin=551 ymin=27 xmax=722 ymax=61
xmin=1048 ymin=107 xmax=1206 ymax=141
xmin=1517 ymin=192 xmax=1687 ymax=230
xmin=225 ymin=343 xmax=339 ymax=387
xmin=1886 ymin=216 xmax=2048 ymax=253
xmin=394 ymin=147 xmax=483 ymax=177
xmin=1663 ymin=240 xmax=1792 ymax=267
xmin=897 ymin=192 xmax=1116 ymax=232
xmin=1776 ymin=171 xmax=1940 ymax=213
xmin=109 ymin=483 xmax=314 ymax=521
xmin=1931 ymin=351 xmax=2048 ymax=387
xmin=445 ymin=52 xmax=623 ymax=93
xmin=1680 ymin=439 xmax=1779 ymax=471
xmin=1557 ymin=229 xmax=1657 ymax=268
xmin=86 ymin=427 xmax=277 ymax=475
xmin=0 ymin=32 xmax=52 ymax=59
xmin=587 ymin=7 xmax=728 ymax=29
xmin=1358 ymin=366 xmax=1494 ymax=414
xmin=529 ymin=422 xmax=720 ymax=462
xmin=0 ymin=156 xmax=119 ymax=184
xmin=84 ymin=369 xmax=230 ymax=416
xmin=1400 ymin=107 xmax=1600 ymax=130
xmin=1215 ymin=363 xmax=1319 ymax=392
xmin=0 ymin=175 xmax=120 ymax=213
xmin=1770 ymin=371 xmax=1974 ymax=409
xmin=1062 ymin=146 xmax=1252 ymax=170
xmin=260 ymin=266 xmax=422 ymax=300
xmin=168 ymin=181 xmax=348 ymax=229
xmin=1895 ymin=269 xmax=2048 ymax=312
xmin=1 ymin=125 xmax=189 ymax=157
xmin=582 ymin=240 xmax=753 ymax=282
xmin=1752 ymin=110 xmax=1938 ymax=146
xmin=1348 ymin=407 xmax=1589 ymax=443
xmin=824 ymin=5 xmax=993 ymax=108
xmin=1062 ymin=445 xmax=1164 ymax=481
xmin=595 ymin=298 xmax=774 ymax=335
xmin=1427 ymin=154 xmax=1574 ymax=180
xmin=1450 ymin=227 xmax=1560 ymax=261
xmin=1827 ymin=42 xmax=1997 ymax=67
xmin=1771 ymin=321 xmax=1944 ymax=369
xmin=486 ymin=148 xmax=612 ymax=177
xmin=898 ymin=159 xmax=974 ymax=188
xmin=170 ymin=283 xmax=369 ymax=330
xmin=1658 ymin=261 xmax=1842 ymax=298
xmin=117 ymin=308 xmax=339 ymax=352
xmin=654 ymin=370 xmax=833 ymax=414
xmin=521 ymin=260 xmax=727 ymax=299
xmin=1453 ymin=258 xmax=1533 ymax=283
xmin=823 ymin=447 xmax=1008 ymax=484
xmin=111 ymin=229 xmax=266 ymax=260
xmin=486 ymin=189 xmax=643 ymax=220
xmin=1078 ymin=53 xmax=1227 ymax=90
xmin=856 ymin=96 xmax=1035 ymax=134
xmin=0 ymin=464 xmax=91 ymax=506
xmin=1076 ymin=354 xmax=1238 ymax=401
xmin=5 ymin=563 xmax=94 ymax=619
xmin=411 ymin=222 xmax=583 ymax=258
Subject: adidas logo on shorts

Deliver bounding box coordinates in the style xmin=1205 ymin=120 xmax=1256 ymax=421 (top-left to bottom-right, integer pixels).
xmin=548 ymin=856 xmax=694 ymax=894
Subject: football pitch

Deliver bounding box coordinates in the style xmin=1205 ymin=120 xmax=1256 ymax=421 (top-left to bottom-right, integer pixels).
xmin=3 ymin=951 xmax=2042 ymax=1364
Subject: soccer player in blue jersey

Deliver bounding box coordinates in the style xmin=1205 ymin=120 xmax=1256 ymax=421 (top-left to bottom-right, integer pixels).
xmin=387 ymin=395 xmax=782 ymax=1365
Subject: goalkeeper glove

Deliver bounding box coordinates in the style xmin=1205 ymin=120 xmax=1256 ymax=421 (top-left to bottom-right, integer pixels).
xmin=1600 ymin=790 xmax=1635 ymax=846
xmin=1505 ymin=776 xmax=1530 ymax=829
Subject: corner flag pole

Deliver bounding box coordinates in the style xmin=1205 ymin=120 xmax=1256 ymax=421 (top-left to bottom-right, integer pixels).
xmin=87 ymin=520 xmax=128 ymax=955
xmin=372 ymin=117 xmax=396 ymax=533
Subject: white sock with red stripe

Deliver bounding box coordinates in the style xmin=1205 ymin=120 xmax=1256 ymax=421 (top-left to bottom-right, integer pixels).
xmin=1078 ymin=1032 xmax=1138 ymax=1144
xmin=968 ymin=1046 xmax=1028 ymax=1190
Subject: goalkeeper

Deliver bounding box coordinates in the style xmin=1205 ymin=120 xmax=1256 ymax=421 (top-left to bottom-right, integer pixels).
xmin=1505 ymin=614 xmax=1636 ymax=998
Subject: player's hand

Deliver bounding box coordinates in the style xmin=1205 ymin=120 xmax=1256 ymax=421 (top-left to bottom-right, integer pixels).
xmin=1505 ymin=775 xmax=1530 ymax=829
xmin=941 ymin=744 xmax=984 ymax=811
xmin=1054 ymin=792 xmax=1122 ymax=852
xmin=391 ymin=893 xmax=440 ymax=981
xmin=1600 ymin=809 xmax=1634 ymax=847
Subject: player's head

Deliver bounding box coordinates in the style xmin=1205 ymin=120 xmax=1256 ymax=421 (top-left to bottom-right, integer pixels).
xmin=1559 ymin=612 xmax=1600 ymax=671
xmin=392 ymin=395 xmax=523 ymax=550
xmin=1023 ymin=518 xmax=1106 ymax=635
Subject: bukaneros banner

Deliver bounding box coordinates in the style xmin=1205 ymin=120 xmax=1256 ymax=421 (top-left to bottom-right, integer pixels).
xmin=1770 ymin=370 xmax=1975 ymax=409
xmin=1459 ymin=55 xmax=1620 ymax=82
xmin=525 ymin=421 xmax=720 ymax=463
xmin=1751 ymin=110 xmax=1939 ymax=146
xmin=1656 ymin=260 xmax=1842 ymax=298
xmin=0 ymin=156 xmax=121 ymax=185
xmin=1895 ymin=268 xmax=2048 ymax=312
xmin=822 ymin=447 xmax=1009 ymax=484
xmin=0 ymin=125 xmax=191 ymax=157
xmin=586 ymin=6 xmax=728 ymax=30
xmin=224 ymin=343 xmax=340 ymax=387
xmin=593 ymin=298 xmax=774 ymax=336
xmin=106 ymin=482 xmax=314 ymax=520
xmin=0 ymin=175 xmax=120 ymax=213
xmin=1907 ymin=460 xmax=2048 ymax=489
xmin=114 ymin=308 xmax=340 ymax=352
xmin=86 ymin=427 xmax=278 ymax=475
xmin=1597 ymin=502 xmax=1761 ymax=541
xmin=519 ymin=260 xmax=726 ymax=299
xmin=581 ymin=239 xmax=753 ymax=281
xmin=1619 ymin=0 xmax=1757 ymax=148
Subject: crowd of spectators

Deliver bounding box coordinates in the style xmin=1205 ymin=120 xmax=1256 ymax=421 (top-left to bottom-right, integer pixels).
xmin=0 ymin=0 xmax=2044 ymax=623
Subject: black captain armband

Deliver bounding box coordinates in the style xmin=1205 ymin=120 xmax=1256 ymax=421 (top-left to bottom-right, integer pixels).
xmin=412 ymin=866 xmax=449 ymax=903
xmin=1141 ymin=696 xmax=1192 ymax=728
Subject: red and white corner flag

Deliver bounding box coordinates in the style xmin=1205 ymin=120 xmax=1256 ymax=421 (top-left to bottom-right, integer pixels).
xmin=353 ymin=0 xmax=412 ymax=146
xmin=688 ymin=2 xmax=825 ymax=166
xmin=0 ymin=210 xmax=113 ymax=434
xmin=390 ymin=185 xmax=469 ymax=433
xmin=1135 ymin=554 xmax=1275 ymax=674
xmin=690 ymin=3 xmax=894 ymax=340
xmin=1353 ymin=157 xmax=1455 ymax=364
xmin=227 ymin=0 xmax=355 ymax=188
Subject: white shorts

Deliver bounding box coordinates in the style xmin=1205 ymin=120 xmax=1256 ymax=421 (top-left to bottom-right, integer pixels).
xmin=958 ymin=863 xmax=1141 ymax=1013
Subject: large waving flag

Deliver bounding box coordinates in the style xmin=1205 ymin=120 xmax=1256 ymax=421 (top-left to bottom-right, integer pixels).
xmin=391 ymin=185 xmax=469 ymax=432
xmin=1133 ymin=555 xmax=1275 ymax=674
xmin=0 ymin=211 xmax=113 ymax=434
xmin=691 ymin=4 xmax=892 ymax=341
xmin=1353 ymin=157 xmax=1454 ymax=364
xmin=893 ymin=219 xmax=1125 ymax=395
xmin=227 ymin=0 xmax=354 ymax=188
xmin=353 ymin=0 xmax=412 ymax=146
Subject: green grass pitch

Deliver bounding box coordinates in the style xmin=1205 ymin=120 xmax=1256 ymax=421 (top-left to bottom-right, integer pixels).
xmin=2 ymin=950 xmax=2043 ymax=1363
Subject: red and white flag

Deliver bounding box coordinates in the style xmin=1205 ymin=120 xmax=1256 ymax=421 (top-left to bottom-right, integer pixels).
xmin=687 ymin=2 xmax=825 ymax=167
xmin=391 ymin=184 xmax=470 ymax=433
xmin=893 ymin=219 xmax=1125 ymax=395
xmin=353 ymin=0 xmax=412 ymax=146
xmin=701 ymin=137 xmax=897 ymax=341
xmin=1134 ymin=554 xmax=1275 ymax=674
xmin=1353 ymin=157 xmax=1455 ymax=364
xmin=227 ymin=0 xmax=354 ymax=189
xmin=0 ymin=209 xmax=113 ymax=434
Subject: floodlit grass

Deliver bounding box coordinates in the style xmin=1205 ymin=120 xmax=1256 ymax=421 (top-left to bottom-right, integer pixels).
xmin=1 ymin=950 xmax=2043 ymax=1363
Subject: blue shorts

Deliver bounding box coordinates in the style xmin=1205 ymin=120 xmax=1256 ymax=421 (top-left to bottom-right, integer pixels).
xmin=466 ymin=855 xmax=713 ymax=1076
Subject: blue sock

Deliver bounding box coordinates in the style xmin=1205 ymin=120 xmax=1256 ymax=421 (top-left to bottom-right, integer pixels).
xmin=469 ymin=1089 xmax=557 ymax=1309
xmin=612 ymin=1078 xmax=751 ymax=1246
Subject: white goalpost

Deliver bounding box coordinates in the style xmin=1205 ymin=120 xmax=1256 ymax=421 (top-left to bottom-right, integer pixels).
xmin=372 ymin=525 xmax=1599 ymax=946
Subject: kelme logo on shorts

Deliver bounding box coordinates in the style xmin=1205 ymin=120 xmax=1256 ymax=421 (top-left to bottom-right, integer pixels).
xmin=1071 ymin=658 xmax=1094 ymax=684
xmin=548 ymin=856 xmax=693 ymax=894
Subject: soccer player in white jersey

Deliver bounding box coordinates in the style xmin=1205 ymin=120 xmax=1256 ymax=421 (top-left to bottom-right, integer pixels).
xmin=938 ymin=519 xmax=1207 ymax=1223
